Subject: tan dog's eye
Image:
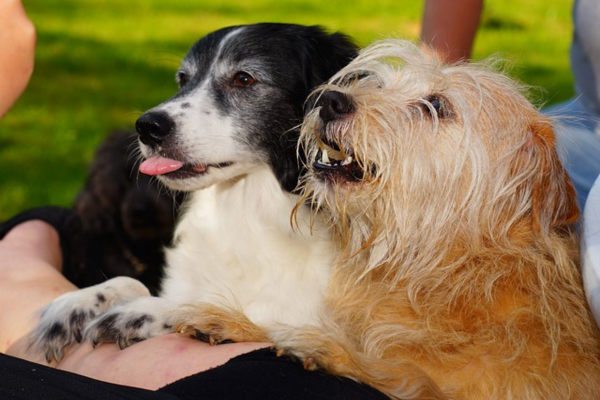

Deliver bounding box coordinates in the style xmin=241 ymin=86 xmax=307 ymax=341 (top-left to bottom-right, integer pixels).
xmin=422 ymin=95 xmax=452 ymax=119
xmin=429 ymin=97 xmax=441 ymax=113
xmin=232 ymin=71 xmax=256 ymax=88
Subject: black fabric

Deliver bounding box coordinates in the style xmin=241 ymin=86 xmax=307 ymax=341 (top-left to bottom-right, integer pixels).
xmin=0 ymin=348 xmax=388 ymax=400
xmin=0 ymin=206 xmax=87 ymax=284
xmin=0 ymin=353 xmax=176 ymax=400
xmin=161 ymin=348 xmax=387 ymax=400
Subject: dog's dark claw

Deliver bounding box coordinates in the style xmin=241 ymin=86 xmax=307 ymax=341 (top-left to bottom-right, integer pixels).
xmin=193 ymin=329 xmax=235 ymax=346
xmin=194 ymin=330 xmax=210 ymax=343
xmin=73 ymin=328 xmax=82 ymax=343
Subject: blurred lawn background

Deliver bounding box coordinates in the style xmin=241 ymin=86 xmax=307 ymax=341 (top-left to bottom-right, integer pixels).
xmin=0 ymin=0 xmax=574 ymax=220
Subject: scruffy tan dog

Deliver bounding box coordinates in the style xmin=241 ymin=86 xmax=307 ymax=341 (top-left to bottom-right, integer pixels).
xmin=175 ymin=40 xmax=600 ymax=399
xmin=269 ymin=40 xmax=600 ymax=399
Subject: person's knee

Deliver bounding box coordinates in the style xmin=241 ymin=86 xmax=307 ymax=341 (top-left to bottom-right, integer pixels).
xmin=0 ymin=221 xmax=62 ymax=275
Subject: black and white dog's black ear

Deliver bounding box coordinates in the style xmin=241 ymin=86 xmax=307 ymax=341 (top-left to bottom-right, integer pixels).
xmin=271 ymin=25 xmax=357 ymax=193
xmin=301 ymin=28 xmax=358 ymax=116
xmin=303 ymin=28 xmax=358 ymax=90
xmin=303 ymin=94 xmax=319 ymax=118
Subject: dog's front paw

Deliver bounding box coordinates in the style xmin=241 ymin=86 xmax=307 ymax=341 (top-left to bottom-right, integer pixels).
xmin=29 ymin=277 xmax=150 ymax=363
xmin=274 ymin=345 xmax=323 ymax=371
xmin=175 ymin=303 xmax=269 ymax=345
xmin=83 ymin=297 xmax=176 ymax=349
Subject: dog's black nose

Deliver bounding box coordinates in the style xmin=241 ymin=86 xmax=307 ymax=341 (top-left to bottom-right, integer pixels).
xmin=135 ymin=111 xmax=175 ymax=146
xmin=317 ymin=90 xmax=354 ymax=123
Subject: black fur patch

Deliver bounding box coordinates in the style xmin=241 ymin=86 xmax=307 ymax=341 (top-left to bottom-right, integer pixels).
xmin=45 ymin=322 xmax=67 ymax=341
xmin=92 ymin=313 xmax=119 ymax=346
xmin=68 ymin=309 xmax=88 ymax=342
xmin=125 ymin=314 xmax=155 ymax=330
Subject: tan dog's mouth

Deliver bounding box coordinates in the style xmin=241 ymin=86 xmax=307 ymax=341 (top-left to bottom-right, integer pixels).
xmin=313 ymin=140 xmax=366 ymax=182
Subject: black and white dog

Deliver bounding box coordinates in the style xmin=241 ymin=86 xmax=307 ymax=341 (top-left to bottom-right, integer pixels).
xmin=30 ymin=23 xmax=356 ymax=361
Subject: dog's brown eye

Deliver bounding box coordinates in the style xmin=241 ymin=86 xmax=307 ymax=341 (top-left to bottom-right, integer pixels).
xmin=231 ymin=72 xmax=256 ymax=88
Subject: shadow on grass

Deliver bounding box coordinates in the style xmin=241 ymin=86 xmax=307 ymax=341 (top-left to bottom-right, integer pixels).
xmin=481 ymin=16 xmax=525 ymax=31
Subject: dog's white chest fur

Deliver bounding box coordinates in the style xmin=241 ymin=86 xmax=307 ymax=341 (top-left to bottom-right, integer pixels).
xmin=160 ymin=166 xmax=335 ymax=327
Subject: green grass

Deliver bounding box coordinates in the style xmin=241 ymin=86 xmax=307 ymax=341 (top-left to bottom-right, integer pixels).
xmin=0 ymin=0 xmax=573 ymax=220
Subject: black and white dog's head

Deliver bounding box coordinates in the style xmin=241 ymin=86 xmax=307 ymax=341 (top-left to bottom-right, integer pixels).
xmin=136 ymin=23 xmax=357 ymax=192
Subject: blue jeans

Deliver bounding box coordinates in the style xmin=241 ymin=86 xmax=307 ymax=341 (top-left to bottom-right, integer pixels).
xmin=544 ymin=98 xmax=600 ymax=211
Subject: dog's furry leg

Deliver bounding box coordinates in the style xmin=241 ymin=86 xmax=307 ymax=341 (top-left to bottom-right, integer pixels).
xmin=82 ymin=301 xmax=269 ymax=349
xmin=272 ymin=325 xmax=448 ymax=400
xmin=175 ymin=303 xmax=270 ymax=345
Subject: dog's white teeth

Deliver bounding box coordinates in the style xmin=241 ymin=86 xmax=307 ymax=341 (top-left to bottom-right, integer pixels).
xmin=321 ymin=149 xmax=330 ymax=164
xmin=341 ymin=156 xmax=353 ymax=166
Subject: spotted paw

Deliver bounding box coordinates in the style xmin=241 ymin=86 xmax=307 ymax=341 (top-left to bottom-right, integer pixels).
xmin=28 ymin=277 xmax=150 ymax=363
xmin=83 ymin=296 xmax=177 ymax=349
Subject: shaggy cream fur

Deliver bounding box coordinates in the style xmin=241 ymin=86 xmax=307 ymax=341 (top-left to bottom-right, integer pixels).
xmin=277 ymin=39 xmax=600 ymax=400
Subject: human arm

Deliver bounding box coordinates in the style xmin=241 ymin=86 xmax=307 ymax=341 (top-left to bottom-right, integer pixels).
xmin=420 ymin=0 xmax=483 ymax=63
xmin=0 ymin=0 xmax=37 ymax=118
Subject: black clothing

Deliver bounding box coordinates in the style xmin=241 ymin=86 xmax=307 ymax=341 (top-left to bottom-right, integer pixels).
xmin=1 ymin=348 xmax=388 ymax=400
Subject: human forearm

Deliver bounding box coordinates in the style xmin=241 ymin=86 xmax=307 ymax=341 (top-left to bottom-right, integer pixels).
xmin=421 ymin=0 xmax=483 ymax=63
xmin=0 ymin=0 xmax=36 ymax=118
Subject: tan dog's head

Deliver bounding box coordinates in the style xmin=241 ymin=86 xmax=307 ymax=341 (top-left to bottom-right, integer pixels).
xmin=300 ymin=40 xmax=578 ymax=274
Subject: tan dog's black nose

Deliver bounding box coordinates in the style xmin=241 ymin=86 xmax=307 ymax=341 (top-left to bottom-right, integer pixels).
xmin=317 ymin=90 xmax=354 ymax=123
xmin=136 ymin=111 xmax=175 ymax=147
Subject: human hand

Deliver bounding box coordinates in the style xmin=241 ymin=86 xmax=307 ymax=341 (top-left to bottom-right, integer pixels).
xmin=0 ymin=0 xmax=36 ymax=118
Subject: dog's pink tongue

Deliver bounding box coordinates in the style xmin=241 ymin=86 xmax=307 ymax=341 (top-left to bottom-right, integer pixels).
xmin=139 ymin=155 xmax=184 ymax=176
